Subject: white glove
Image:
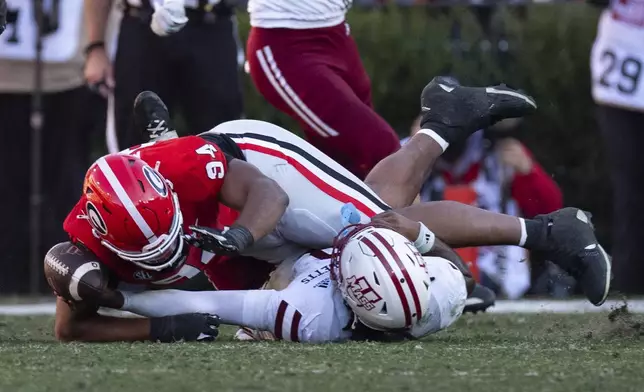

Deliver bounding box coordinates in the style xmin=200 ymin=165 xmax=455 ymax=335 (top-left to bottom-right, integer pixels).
xmin=150 ymin=0 xmax=189 ymax=37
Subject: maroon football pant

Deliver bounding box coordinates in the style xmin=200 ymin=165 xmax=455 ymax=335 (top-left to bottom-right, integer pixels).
xmin=247 ymin=23 xmax=400 ymax=179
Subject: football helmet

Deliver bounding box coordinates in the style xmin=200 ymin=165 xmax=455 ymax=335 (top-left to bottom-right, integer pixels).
xmin=331 ymin=224 xmax=431 ymax=331
xmin=81 ymin=154 xmax=184 ymax=271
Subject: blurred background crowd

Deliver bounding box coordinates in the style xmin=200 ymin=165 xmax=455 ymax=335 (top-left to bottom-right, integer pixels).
xmin=0 ymin=0 xmax=641 ymax=299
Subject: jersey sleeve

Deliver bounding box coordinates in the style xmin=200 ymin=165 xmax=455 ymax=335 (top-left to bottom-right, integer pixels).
xmin=139 ymin=136 xmax=229 ymax=204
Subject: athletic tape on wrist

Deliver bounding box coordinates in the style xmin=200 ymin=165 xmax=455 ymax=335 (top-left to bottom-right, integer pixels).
xmin=417 ymin=129 xmax=449 ymax=152
xmin=414 ymin=222 xmax=436 ymax=254
xmin=226 ymin=225 xmax=255 ymax=251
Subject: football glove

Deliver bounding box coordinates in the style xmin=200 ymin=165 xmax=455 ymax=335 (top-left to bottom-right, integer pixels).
xmin=150 ymin=0 xmax=188 ymax=37
xmin=149 ymin=313 xmax=220 ymax=343
xmin=186 ymin=225 xmax=254 ymax=256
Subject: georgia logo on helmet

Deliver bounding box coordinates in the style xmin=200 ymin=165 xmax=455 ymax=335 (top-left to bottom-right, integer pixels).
xmin=82 ymin=154 xmax=185 ymax=271
xmin=331 ymin=224 xmax=431 ymax=331
xmin=142 ymin=165 xmax=168 ymax=197
xmin=86 ymin=201 xmax=108 ymax=236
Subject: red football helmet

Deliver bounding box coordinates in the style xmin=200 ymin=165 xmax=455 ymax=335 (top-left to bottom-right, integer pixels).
xmin=80 ymin=154 xmax=184 ymax=271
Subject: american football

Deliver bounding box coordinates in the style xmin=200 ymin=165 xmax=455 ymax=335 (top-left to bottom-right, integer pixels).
xmin=43 ymin=242 xmax=108 ymax=303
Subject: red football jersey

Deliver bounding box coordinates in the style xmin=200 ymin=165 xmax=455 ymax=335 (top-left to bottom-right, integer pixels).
xmin=63 ymin=136 xmax=270 ymax=290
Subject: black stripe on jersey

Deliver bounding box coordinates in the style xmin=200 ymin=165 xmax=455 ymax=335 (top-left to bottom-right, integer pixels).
xmin=223 ymin=132 xmax=391 ymax=212
xmin=199 ymin=133 xmax=246 ymax=161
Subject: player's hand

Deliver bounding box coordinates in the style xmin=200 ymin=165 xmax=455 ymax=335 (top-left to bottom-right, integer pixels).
xmin=496 ymin=138 xmax=533 ymax=175
xmin=187 ymin=225 xmax=254 ymax=256
xmin=370 ymin=211 xmax=421 ymax=242
xmin=151 ymin=0 xmax=188 ymax=37
xmin=149 ymin=313 xmax=220 ymax=343
xmin=84 ymin=48 xmax=114 ymax=98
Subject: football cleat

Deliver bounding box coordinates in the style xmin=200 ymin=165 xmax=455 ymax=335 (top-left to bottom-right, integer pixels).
xmin=419 ymin=76 xmax=537 ymax=148
xmin=463 ymin=283 xmax=496 ymax=314
xmin=133 ymin=90 xmax=179 ymax=141
xmin=530 ymin=208 xmax=612 ymax=306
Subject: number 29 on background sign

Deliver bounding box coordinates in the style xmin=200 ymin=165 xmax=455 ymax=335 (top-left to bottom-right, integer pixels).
xmin=598 ymin=49 xmax=642 ymax=96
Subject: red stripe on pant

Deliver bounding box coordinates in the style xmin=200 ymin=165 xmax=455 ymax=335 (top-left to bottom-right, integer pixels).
xmin=235 ymin=142 xmax=380 ymax=218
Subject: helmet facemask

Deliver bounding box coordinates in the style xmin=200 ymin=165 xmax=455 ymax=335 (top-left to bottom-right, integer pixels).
xmin=100 ymin=189 xmax=186 ymax=272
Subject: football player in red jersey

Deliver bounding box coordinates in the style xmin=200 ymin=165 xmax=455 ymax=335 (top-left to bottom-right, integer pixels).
xmin=47 ymin=78 xmax=611 ymax=342
xmin=54 ymin=147 xmax=281 ymax=342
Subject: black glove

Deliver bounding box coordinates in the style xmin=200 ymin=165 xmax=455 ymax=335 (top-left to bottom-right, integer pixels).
xmin=186 ymin=225 xmax=254 ymax=256
xmin=149 ymin=313 xmax=220 ymax=343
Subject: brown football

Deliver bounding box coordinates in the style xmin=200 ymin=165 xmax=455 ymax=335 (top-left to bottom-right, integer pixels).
xmin=44 ymin=241 xmax=108 ymax=303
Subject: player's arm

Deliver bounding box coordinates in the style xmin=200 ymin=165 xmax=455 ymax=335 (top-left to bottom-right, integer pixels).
xmin=84 ymin=0 xmax=113 ymax=43
xmin=54 ymin=297 xmax=150 ymax=342
xmin=46 ymin=242 xmax=219 ymax=342
xmin=216 ymin=158 xmax=289 ymax=249
xmin=370 ymin=211 xmax=474 ymax=294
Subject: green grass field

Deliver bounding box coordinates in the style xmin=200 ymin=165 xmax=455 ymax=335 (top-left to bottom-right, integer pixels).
xmin=1 ymin=309 xmax=644 ymax=392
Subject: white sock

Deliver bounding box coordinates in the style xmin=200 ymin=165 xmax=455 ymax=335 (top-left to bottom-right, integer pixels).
xmin=417 ymin=128 xmax=449 ymax=152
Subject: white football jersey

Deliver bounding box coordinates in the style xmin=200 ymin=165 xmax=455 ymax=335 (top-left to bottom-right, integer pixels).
xmin=262 ymin=251 xmax=467 ymax=342
xmin=122 ymin=249 xmax=467 ymax=343
xmin=248 ymin=0 xmax=352 ymax=29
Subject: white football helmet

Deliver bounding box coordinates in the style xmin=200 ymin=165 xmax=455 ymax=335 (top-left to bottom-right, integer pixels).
xmin=331 ymin=224 xmax=431 ymax=331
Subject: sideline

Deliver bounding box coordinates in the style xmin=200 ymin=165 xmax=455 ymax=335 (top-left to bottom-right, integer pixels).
xmin=0 ymin=299 xmax=641 ymax=316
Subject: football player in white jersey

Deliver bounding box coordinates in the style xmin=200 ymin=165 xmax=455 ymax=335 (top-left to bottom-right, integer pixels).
xmin=114 ymin=213 xmax=472 ymax=343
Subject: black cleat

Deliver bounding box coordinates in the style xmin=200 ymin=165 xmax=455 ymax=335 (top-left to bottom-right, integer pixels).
xmin=133 ymin=91 xmax=178 ymax=141
xmin=530 ymin=208 xmax=611 ymax=306
xmin=463 ymin=283 xmax=496 ymax=314
xmin=419 ymin=76 xmax=537 ymax=147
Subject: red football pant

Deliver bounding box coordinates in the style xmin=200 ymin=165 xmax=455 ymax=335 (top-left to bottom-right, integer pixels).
xmin=247 ymin=23 xmax=400 ymax=179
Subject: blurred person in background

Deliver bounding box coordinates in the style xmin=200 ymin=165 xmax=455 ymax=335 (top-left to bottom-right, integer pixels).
xmin=84 ymin=0 xmax=243 ymax=150
xmin=246 ymin=0 xmax=401 ymax=179
xmin=0 ymin=0 xmax=106 ymax=292
xmin=1 ymin=0 xmax=6 ymax=35
xmin=403 ymin=114 xmax=564 ymax=300
xmin=590 ymin=0 xmax=644 ymax=294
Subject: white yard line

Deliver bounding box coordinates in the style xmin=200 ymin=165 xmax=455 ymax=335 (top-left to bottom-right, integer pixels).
xmin=487 ymin=299 xmax=644 ymax=314
xmin=0 ymin=300 xmax=642 ymax=316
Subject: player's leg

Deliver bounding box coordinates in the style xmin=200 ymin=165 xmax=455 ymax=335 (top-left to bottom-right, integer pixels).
xmin=597 ymin=104 xmax=644 ymax=294
xmin=365 ymin=78 xmax=538 ymax=208
xmin=114 ymin=15 xmax=177 ymax=149
xmin=387 ymin=202 xmax=611 ymax=306
xmin=247 ymin=25 xmax=400 ymax=180
xmin=178 ymin=18 xmax=243 ymax=134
